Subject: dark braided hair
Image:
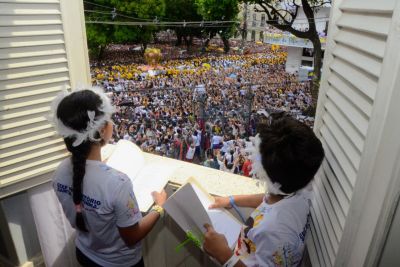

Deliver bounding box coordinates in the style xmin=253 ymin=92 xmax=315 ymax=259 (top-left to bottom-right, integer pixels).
xmin=257 ymin=114 xmax=324 ymax=194
xmin=57 ymin=90 xmax=105 ymax=232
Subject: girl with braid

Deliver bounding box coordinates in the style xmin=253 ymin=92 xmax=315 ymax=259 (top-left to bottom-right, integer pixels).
xmin=51 ymin=87 xmax=166 ymax=267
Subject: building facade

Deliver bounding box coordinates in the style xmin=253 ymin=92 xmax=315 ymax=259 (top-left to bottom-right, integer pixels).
xmin=242 ymin=3 xmax=329 ymax=74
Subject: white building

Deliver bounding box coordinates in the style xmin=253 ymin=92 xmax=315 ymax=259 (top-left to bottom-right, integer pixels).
xmin=1 ymin=0 xmax=400 ymax=266
xmin=244 ymin=3 xmax=330 ymax=75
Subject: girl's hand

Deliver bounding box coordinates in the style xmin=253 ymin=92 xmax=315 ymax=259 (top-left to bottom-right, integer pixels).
xmin=203 ymin=224 xmax=233 ymax=264
xmin=209 ymin=196 xmax=231 ymax=209
xmin=152 ymin=190 xmax=167 ymax=206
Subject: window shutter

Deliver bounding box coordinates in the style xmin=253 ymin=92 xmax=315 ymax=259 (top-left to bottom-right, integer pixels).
xmin=308 ymin=0 xmax=397 ymax=266
xmin=0 ymin=0 xmax=89 ymax=198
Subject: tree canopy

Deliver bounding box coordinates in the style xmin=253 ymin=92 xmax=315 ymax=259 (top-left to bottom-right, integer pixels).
xmin=112 ymin=0 xmax=165 ymax=45
xmin=164 ymin=0 xmax=204 ymax=46
xmin=84 ymin=0 xmax=241 ymax=56
xmin=84 ymin=0 xmax=165 ymax=57
xmin=84 ymin=0 xmax=115 ymax=58
xmin=195 ymin=0 xmax=240 ymax=52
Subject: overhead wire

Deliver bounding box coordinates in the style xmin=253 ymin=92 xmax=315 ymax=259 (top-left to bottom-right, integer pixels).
xmin=83 ymin=0 xmax=329 ymax=24
xmin=84 ymin=19 xmax=328 ymax=30
xmin=84 ymin=0 xmax=208 ymax=22
xmin=83 ymin=0 xmax=329 ymax=30
xmin=83 ymin=1 xmax=154 ymax=21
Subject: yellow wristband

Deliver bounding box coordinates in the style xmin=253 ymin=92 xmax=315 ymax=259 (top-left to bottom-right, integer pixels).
xmin=151 ymin=205 xmax=164 ymax=218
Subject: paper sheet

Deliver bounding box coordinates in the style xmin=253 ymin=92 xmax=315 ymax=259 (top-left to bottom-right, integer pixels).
xmin=105 ymin=140 xmax=173 ymax=212
xmin=164 ymin=180 xmax=242 ymax=248
xmin=133 ymin=162 xmax=175 ymax=212
xmin=105 ymin=140 xmax=145 ymax=181
xmin=191 ymin=181 xmax=242 ymax=248
xmin=164 ymin=183 xmax=212 ymax=240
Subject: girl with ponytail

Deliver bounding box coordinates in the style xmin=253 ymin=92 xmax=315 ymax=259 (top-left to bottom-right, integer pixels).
xmin=51 ymin=87 xmax=166 ymax=267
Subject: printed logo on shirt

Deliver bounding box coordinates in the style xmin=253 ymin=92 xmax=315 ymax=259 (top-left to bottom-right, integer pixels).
xmin=253 ymin=213 xmax=264 ymax=228
xmin=272 ymin=243 xmax=295 ymax=267
xmin=235 ymin=214 xmax=257 ymax=260
xmin=126 ymin=192 xmax=140 ymax=217
xmin=82 ymin=195 xmax=102 ymax=209
xmin=57 ymin=183 xmax=72 ymax=195
xmin=298 ymin=213 xmax=311 ymax=243
xmin=56 ymin=182 xmax=101 ymax=209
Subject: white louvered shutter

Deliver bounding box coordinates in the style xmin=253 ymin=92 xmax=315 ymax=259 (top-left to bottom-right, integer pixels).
xmin=308 ymin=0 xmax=397 ymax=266
xmin=0 ymin=0 xmax=89 ymax=198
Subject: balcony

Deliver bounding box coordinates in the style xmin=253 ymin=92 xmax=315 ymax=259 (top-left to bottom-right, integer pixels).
xmin=100 ymin=142 xmax=264 ymax=265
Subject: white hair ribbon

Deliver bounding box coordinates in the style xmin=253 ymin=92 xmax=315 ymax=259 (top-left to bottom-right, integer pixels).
xmin=48 ymin=85 xmax=115 ymax=147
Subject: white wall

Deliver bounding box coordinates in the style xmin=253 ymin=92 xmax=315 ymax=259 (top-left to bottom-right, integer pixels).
xmin=0 ymin=194 xmax=41 ymax=266
xmin=285 ymin=46 xmax=302 ymax=73
xmin=294 ymin=6 xmax=330 ymax=34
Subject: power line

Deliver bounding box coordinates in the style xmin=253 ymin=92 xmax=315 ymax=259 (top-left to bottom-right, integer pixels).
xmin=84 ymin=18 xmax=238 ymax=27
xmin=84 ymin=19 xmax=328 ymax=31
xmin=84 ymin=0 xmax=202 ymax=23
xmin=83 ymin=1 xmax=154 ymax=21
xmin=85 ymin=10 xmax=114 ymax=15
xmin=258 ymin=17 xmax=330 ymax=22
xmin=83 ymin=0 xmax=114 ymax=10
xmin=86 ymin=21 xmax=237 ymax=28
xmin=84 ymin=1 xmax=329 ymax=30
xmin=84 ymin=11 xmax=328 ymax=28
xmin=84 ymin=10 xmax=238 ymax=24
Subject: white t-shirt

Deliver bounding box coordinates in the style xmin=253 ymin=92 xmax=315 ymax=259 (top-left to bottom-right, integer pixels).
xmin=225 ymin=153 xmax=234 ymax=165
xmin=220 ymin=142 xmax=228 ymax=153
xmin=196 ymin=130 xmax=202 ymax=145
xmin=192 ymin=134 xmax=201 ymax=147
xmin=53 ymin=158 xmax=142 ymax=267
xmin=234 ymin=194 xmax=310 ymax=267
xmin=221 ymin=140 xmax=234 ymax=153
xmin=212 ymin=135 xmax=223 ymax=145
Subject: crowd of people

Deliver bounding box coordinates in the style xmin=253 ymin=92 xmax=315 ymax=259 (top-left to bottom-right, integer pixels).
xmin=91 ymin=42 xmax=314 ymax=177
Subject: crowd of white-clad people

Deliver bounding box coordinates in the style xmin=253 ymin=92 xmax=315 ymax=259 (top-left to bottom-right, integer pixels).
xmin=91 ymin=41 xmax=315 ymax=177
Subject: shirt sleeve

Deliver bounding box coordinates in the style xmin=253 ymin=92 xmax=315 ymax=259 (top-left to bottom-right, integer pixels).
xmin=113 ymin=178 xmax=142 ymax=228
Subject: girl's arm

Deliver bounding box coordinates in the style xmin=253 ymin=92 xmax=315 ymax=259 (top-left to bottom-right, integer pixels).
xmin=203 ymin=224 xmax=247 ymax=267
xmin=231 ymin=194 xmax=264 ymax=208
xmin=209 ymin=194 xmax=264 ymax=209
xmin=118 ymin=190 xmax=167 ymax=247
xmin=118 ymin=210 xmax=161 ymax=247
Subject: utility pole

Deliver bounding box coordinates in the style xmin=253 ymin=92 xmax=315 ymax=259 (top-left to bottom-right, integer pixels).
xmin=245 ymin=84 xmax=254 ymax=136
xmin=241 ymin=2 xmax=248 ymax=51
xmin=198 ymin=93 xmax=207 ymax=122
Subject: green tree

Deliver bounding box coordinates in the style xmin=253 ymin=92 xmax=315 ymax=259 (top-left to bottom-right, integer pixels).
xmin=111 ymin=0 xmax=166 ymax=51
xmin=84 ymin=0 xmax=165 ymax=58
xmin=195 ymin=0 xmax=240 ymax=52
xmin=164 ymin=0 xmax=203 ymax=47
xmin=84 ymin=0 xmax=115 ymax=59
xmin=249 ymin=0 xmax=331 ymax=113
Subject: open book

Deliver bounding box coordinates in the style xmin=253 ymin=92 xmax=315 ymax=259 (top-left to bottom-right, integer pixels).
xmin=164 ymin=178 xmax=243 ymax=249
xmin=104 ymin=140 xmax=174 ymax=212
